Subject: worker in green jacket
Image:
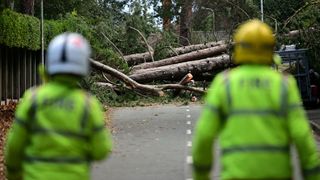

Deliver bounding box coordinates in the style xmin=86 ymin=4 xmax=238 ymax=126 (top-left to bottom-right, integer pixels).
xmin=5 ymin=33 xmax=112 ymax=180
xmin=192 ymin=19 xmax=320 ymax=180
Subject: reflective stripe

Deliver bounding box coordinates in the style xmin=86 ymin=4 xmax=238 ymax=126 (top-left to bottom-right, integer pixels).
xmin=288 ymin=103 xmax=302 ymax=110
xmin=230 ymin=109 xmax=282 ymax=117
xmin=80 ymin=93 xmax=90 ymax=131
xmin=280 ymin=75 xmax=289 ymax=116
xmin=31 ymin=127 xmax=88 ymax=140
xmin=193 ymin=163 xmax=211 ymax=173
xmin=222 ymin=71 xmax=232 ymax=108
xmin=93 ymin=125 xmax=105 ymax=132
xmin=303 ymin=165 xmax=320 ymax=177
xmin=14 ymin=117 xmax=28 ymax=128
xmin=222 ymin=145 xmax=290 ymax=155
xmin=25 ymin=156 xmax=88 ymax=164
xmin=205 ymin=104 xmax=219 ymax=113
xmin=28 ymin=88 xmax=38 ymax=131
xmin=29 ymin=88 xmax=38 ymax=119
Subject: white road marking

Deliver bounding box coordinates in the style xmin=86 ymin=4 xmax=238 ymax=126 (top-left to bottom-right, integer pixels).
xmin=187 ymin=129 xmax=192 ymax=135
xmin=187 ymin=114 xmax=191 ymax=118
xmin=186 ymin=178 xmax=193 ymax=180
xmin=187 ymin=121 xmax=191 ymax=125
xmin=186 ymin=156 xmax=193 ymax=164
xmin=187 ymin=141 xmax=192 ymax=147
xmin=186 ymin=109 xmax=190 ymax=112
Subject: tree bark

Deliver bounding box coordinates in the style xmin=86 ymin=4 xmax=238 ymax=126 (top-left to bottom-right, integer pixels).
xmin=124 ymin=40 xmax=225 ymax=66
xmin=129 ymin=55 xmax=230 ymax=83
xmin=90 ymin=59 xmax=164 ymax=96
xmin=173 ymin=73 xmax=193 ymax=96
xmin=179 ymin=0 xmax=193 ymax=46
xmin=162 ymin=0 xmax=172 ymax=31
xmin=131 ymin=44 xmax=228 ymax=71
xmin=20 ymin=0 xmax=34 ymax=15
xmin=91 ymin=59 xmax=205 ymax=96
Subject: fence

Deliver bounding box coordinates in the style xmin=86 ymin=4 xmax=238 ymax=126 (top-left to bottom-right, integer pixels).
xmin=0 ymin=44 xmax=42 ymax=105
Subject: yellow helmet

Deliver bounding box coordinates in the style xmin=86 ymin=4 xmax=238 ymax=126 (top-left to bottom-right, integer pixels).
xmin=233 ymin=19 xmax=275 ymax=65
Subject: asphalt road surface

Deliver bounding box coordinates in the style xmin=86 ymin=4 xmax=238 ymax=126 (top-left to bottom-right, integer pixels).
xmin=92 ymin=104 xmax=320 ymax=180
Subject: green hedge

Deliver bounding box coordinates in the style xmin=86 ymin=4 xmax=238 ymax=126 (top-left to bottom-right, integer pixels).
xmin=0 ymin=9 xmax=93 ymax=50
xmin=0 ymin=9 xmax=40 ymax=50
xmin=0 ymin=9 xmax=128 ymax=70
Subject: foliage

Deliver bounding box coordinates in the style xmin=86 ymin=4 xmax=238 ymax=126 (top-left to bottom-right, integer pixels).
xmin=0 ymin=9 xmax=40 ymax=50
xmin=154 ymin=31 xmax=179 ymax=60
xmin=123 ymin=1 xmax=157 ymax=55
xmin=283 ymin=2 xmax=320 ymax=70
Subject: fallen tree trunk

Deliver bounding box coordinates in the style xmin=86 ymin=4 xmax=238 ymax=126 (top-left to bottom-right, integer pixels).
xmin=124 ymin=41 xmax=225 ymax=66
xmin=90 ymin=59 xmax=164 ymax=96
xmin=95 ymin=82 xmax=205 ymax=94
xmin=131 ymin=44 xmax=228 ymax=71
xmin=90 ymin=59 xmax=205 ymax=96
xmin=124 ymin=52 xmax=154 ymax=66
xmin=169 ymin=40 xmax=225 ymax=56
xmin=129 ymin=55 xmax=230 ymax=83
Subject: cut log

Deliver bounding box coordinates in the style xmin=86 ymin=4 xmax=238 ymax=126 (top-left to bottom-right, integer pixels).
xmin=131 ymin=44 xmax=228 ymax=71
xmin=129 ymin=55 xmax=230 ymax=83
xmin=173 ymin=73 xmax=193 ymax=96
xmin=124 ymin=41 xmax=225 ymax=66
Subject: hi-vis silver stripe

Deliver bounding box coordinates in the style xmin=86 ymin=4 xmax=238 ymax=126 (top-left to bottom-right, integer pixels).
xmin=230 ymin=109 xmax=282 ymax=116
xmin=223 ymin=70 xmax=232 ymax=109
xmin=280 ymin=75 xmax=289 ymax=116
xmin=205 ymin=104 xmax=219 ymax=113
xmin=222 ymin=145 xmax=290 ymax=155
xmin=31 ymin=127 xmax=88 ymax=140
xmin=25 ymin=155 xmax=88 ymax=164
xmin=80 ymin=93 xmax=90 ymax=131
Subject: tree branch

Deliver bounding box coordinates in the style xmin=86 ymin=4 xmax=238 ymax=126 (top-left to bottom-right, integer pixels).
xmin=100 ymin=32 xmax=126 ymax=62
xmin=282 ymin=1 xmax=320 ymax=30
xmin=129 ymin=26 xmax=155 ymax=62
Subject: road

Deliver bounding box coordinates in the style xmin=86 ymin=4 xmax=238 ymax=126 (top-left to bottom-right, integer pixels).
xmin=92 ymin=104 xmax=320 ymax=180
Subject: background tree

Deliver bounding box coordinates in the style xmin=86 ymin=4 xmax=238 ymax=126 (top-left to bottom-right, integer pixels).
xmin=179 ymin=0 xmax=193 ymax=45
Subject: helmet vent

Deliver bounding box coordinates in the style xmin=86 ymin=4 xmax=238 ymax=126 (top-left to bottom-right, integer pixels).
xmin=61 ymin=33 xmax=69 ymax=63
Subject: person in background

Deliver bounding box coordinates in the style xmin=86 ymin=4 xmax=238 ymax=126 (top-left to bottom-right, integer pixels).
xmin=5 ymin=33 xmax=112 ymax=180
xmin=192 ymin=19 xmax=320 ymax=180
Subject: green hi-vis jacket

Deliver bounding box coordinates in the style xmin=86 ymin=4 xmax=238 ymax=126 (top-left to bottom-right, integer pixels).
xmin=5 ymin=77 xmax=112 ymax=180
xmin=192 ymin=65 xmax=320 ymax=180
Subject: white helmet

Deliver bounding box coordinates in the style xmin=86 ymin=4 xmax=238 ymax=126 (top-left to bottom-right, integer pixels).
xmin=46 ymin=32 xmax=91 ymax=77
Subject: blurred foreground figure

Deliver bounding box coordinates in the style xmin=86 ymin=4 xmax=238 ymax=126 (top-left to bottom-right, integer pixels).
xmin=192 ymin=20 xmax=320 ymax=180
xmin=5 ymin=33 xmax=112 ymax=180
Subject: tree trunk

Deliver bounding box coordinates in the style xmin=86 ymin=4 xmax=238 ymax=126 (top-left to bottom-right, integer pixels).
xmin=129 ymin=55 xmax=230 ymax=83
xmin=179 ymin=0 xmax=193 ymax=46
xmin=162 ymin=0 xmax=172 ymax=31
xmin=124 ymin=41 xmax=225 ymax=66
xmin=90 ymin=59 xmax=204 ymax=96
xmin=90 ymin=59 xmax=164 ymax=96
xmin=124 ymin=52 xmax=154 ymax=66
xmin=20 ymin=0 xmax=34 ymax=15
xmin=131 ymin=44 xmax=228 ymax=71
